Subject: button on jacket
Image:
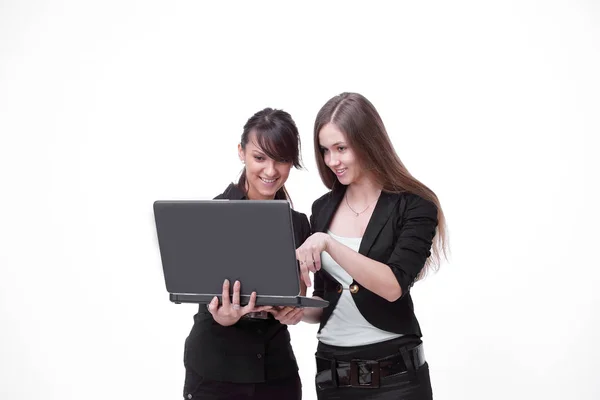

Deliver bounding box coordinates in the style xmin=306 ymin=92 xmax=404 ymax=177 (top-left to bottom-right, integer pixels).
xmin=184 ymin=183 xmax=311 ymax=383
xmin=311 ymin=186 xmax=438 ymax=336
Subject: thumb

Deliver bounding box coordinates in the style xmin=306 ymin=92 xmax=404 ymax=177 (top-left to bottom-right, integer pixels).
xmin=207 ymin=296 xmax=218 ymax=315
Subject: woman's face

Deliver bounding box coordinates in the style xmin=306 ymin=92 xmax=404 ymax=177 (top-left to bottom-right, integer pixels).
xmin=238 ymin=132 xmax=292 ymax=200
xmin=319 ymin=123 xmax=365 ymax=186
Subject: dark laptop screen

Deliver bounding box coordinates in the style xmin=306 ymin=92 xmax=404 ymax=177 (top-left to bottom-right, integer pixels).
xmin=154 ymin=200 xmax=301 ymax=297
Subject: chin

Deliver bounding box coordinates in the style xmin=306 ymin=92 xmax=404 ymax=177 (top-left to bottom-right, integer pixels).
xmin=336 ymin=175 xmax=352 ymax=185
xmin=259 ymin=187 xmax=279 ymax=198
xmin=262 ymin=190 xmax=277 ymax=198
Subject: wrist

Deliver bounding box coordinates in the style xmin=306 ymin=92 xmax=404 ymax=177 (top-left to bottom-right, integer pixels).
xmin=324 ymin=233 xmax=333 ymax=252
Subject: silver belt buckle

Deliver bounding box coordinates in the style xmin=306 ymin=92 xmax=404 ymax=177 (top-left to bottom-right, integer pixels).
xmin=243 ymin=311 xmax=269 ymax=319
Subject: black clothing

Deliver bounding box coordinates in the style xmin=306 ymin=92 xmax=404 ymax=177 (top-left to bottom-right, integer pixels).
xmin=183 ymin=183 xmax=310 ymax=385
xmin=183 ymin=367 xmax=302 ymax=400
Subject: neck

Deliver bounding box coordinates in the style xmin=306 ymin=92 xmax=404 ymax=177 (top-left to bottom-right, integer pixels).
xmin=345 ymin=177 xmax=382 ymax=205
xmin=245 ymin=182 xmax=276 ymax=201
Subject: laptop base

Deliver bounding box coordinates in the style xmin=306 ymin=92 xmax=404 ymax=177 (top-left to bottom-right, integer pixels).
xmin=170 ymin=293 xmax=328 ymax=308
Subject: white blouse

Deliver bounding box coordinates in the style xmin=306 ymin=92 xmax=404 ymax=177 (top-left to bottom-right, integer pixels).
xmin=316 ymin=231 xmax=403 ymax=346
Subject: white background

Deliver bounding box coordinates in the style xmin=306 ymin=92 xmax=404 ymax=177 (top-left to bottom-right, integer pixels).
xmin=1 ymin=1 xmax=599 ymax=399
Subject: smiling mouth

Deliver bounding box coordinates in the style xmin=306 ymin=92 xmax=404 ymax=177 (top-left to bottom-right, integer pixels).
xmin=260 ymin=177 xmax=278 ymax=184
xmin=334 ymin=168 xmax=347 ymax=176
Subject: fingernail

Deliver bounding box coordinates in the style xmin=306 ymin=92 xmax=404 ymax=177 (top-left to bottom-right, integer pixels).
xmin=224 ymin=279 xmax=229 ymax=285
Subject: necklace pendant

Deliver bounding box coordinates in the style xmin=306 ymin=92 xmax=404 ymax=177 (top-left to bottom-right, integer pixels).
xmin=354 ymin=212 xmax=359 ymax=217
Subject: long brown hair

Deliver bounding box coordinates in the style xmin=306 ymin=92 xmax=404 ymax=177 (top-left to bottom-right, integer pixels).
xmin=238 ymin=107 xmax=303 ymax=203
xmin=314 ymin=92 xmax=448 ymax=272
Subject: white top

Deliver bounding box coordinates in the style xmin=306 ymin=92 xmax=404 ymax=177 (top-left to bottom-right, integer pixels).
xmin=316 ymin=231 xmax=403 ymax=346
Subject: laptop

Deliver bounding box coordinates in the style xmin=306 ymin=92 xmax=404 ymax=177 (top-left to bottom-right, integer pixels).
xmin=153 ymin=199 xmax=328 ymax=308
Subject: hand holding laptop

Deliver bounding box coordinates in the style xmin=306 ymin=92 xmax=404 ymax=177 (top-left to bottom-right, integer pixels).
xmin=207 ymin=279 xmax=272 ymax=327
xmin=268 ymin=306 xmax=305 ymax=325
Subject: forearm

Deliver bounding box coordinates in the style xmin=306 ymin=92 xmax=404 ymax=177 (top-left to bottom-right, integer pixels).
xmin=325 ymin=237 xmax=402 ymax=302
xmin=302 ymin=297 xmax=324 ymax=324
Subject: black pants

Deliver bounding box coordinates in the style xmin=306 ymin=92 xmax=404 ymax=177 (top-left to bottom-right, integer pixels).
xmin=183 ymin=367 xmax=302 ymax=400
xmin=315 ymin=337 xmax=433 ymax=400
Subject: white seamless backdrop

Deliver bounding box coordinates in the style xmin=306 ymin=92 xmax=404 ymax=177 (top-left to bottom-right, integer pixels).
xmin=1 ymin=1 xmax=599 ymax=399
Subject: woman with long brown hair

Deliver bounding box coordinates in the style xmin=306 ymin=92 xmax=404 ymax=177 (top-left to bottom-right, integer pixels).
xmin=298 ymin=92 xmax=448 ymax=399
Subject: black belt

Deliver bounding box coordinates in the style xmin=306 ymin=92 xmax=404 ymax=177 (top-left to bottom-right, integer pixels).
xmin=315 ymin=343 xmax=426 ymax=389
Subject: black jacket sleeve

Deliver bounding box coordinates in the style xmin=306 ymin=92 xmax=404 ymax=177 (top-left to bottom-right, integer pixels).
xmin=386 ymin=194 xmax=438 ymax=297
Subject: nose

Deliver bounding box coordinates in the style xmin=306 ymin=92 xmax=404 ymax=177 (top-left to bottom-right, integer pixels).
xmin=264 ymin=160 xmax=276 ymax=177
xmin=326 ymin=152 xmax=339 ymax=167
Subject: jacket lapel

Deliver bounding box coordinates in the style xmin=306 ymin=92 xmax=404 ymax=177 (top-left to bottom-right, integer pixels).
xmin=358 ymin=191 xmax=399 ymax=256
xmin=314 ymin=187 xmax=346 ymax=233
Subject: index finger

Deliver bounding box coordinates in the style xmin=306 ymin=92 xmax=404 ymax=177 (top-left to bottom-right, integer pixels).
xmin=221 ymin=279 xmax=231 ymax=308
xmin=301 ymin=265 xmax=311 ymax=288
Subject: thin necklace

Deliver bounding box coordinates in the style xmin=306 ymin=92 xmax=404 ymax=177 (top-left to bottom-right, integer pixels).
xmin=345 ymin=192 xmax=378 ymax=217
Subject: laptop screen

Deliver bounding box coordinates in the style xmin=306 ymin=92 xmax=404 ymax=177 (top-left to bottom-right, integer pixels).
xmin=154 ymin=200 xmax=301 ymax=297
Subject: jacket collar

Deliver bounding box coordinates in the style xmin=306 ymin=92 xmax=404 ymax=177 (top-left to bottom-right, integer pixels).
xmin=315 ymin=185 xmax=399 ymax=256
xmin=221 ymin=183 xmax=246 ymax=200
xmin=220 ymin=183 xmax=288 ymax=201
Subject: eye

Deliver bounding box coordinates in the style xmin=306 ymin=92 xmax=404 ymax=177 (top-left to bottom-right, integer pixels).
xmin=254 ymin=156 xmax=265 ymax=161
xmin=320 ymin=147 xmax=329 ymax=154
xmin=337 ymin=146 xmax=346 ymax=152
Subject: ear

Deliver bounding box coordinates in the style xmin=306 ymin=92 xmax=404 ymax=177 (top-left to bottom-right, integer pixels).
xmin=237 ymin=143 xmax=245 ymax=163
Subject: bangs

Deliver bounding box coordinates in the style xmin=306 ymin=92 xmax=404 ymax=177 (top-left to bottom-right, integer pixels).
xmin=251 ymin=127 xmax=301 ymax=168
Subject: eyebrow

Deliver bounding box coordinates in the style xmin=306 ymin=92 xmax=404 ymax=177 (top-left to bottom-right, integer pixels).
xmin=320 ymin=141 xmax=346 ymax=148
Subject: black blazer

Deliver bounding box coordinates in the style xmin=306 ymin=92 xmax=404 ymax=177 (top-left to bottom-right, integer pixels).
xmin=311 ymin=185 xmax=438 ymax=336
xmin=184 ymin=183 xmax=310 ymax=383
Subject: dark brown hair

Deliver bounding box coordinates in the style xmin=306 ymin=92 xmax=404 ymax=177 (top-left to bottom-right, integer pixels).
xmin=314 ymin=92 xmax=448 ymax=272
xmin=238 ymin=108 xmax=302 ymax=202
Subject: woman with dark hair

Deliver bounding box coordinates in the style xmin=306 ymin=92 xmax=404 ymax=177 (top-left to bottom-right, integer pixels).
xmin=182 ymin=108 xmax=308 ymax=400
xmin=298 ymin=92 xmax=448 ymax=399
